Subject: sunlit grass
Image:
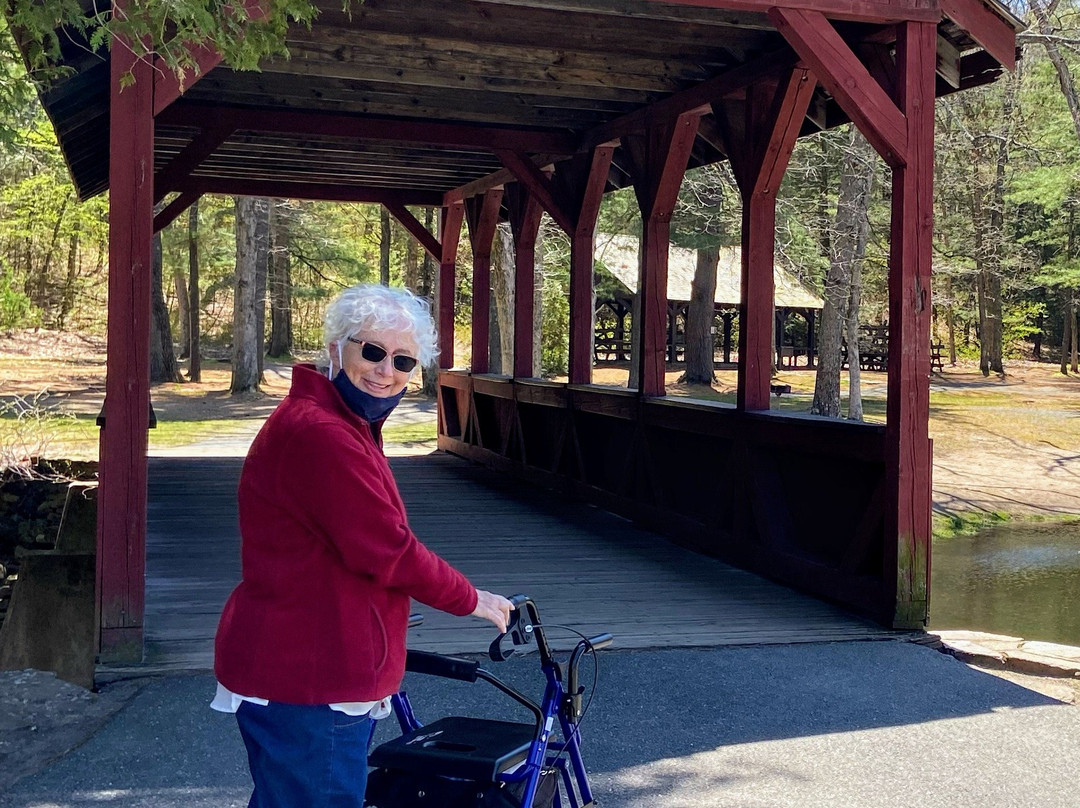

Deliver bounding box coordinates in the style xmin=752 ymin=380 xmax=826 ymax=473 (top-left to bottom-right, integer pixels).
xmin=382 ymin=422 xmax=437 ymax=445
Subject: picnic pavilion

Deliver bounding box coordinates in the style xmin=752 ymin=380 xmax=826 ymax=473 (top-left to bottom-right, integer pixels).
xmin=14 ymin=0 xmax=1020 ymax=661
xmin=592 ymin=233 xmax=824 ymax=366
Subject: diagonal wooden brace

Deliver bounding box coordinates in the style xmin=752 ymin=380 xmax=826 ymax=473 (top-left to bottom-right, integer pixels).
xmin=385 ymin=202 xmax=441 ymax=262
xmin=494 ymin=149 xmax=574 ymax=234
xmin=770 ymin=7 xmax=907 ymax=168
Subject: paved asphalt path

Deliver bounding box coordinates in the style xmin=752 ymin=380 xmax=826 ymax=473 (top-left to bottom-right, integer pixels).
xmin=3 ymin=641 xmax=1078 ymax=808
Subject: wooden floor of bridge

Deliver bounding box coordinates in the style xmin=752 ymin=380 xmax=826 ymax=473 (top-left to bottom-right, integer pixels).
xmin=145 ymin=452 xmax=901 ymax=670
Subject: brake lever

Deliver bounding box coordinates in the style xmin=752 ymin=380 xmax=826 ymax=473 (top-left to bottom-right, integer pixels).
xmin=487 ymin=604 xmax=535 ymax=661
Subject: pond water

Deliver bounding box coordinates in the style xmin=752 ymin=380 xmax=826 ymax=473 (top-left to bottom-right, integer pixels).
xmin=929 ymin=522 xmax=1080 ymax=646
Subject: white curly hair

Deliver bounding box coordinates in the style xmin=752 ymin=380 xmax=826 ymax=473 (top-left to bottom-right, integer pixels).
xmin=323 ymin=284 xmax=438 ymax=369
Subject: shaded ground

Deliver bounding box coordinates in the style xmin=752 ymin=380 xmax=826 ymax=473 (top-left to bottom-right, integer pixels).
xmin=3 ymin=644 xmax=1080 ymax=808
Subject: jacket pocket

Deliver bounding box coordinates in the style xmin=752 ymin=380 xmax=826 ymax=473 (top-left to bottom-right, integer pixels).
xmin=369 ymin=603 xmax=388 ymax=670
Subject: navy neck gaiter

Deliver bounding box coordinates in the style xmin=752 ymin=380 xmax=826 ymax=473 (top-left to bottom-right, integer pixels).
xmin=332 ymin=370 xmax=404 ymax=423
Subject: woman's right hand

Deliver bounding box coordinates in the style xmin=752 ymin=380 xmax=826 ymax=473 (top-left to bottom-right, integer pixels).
xmin=471 ymin=589 xmax=514 ymax=633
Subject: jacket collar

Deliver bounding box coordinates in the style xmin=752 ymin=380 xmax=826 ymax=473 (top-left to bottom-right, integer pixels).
xmin=289 ymin=364 xmax=389 ymax=440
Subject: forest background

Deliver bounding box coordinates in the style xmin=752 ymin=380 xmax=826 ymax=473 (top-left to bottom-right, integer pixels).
xmin=1 ymin=0 xmax=1079 ymax=412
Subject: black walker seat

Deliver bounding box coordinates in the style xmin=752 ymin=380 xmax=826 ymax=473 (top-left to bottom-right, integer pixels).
xmin=368 ymin=716 xmax=537 ymax=781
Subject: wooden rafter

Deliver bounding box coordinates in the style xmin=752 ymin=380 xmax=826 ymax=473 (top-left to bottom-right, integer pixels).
xmin=153 ymin=191 xmax=201 ymax=234
xmin=939 ymin=0 xmax=1017 ymax=71
xmin=384 ymin=202 xmax=441 ymax=261
xmin=157 ymin=103 xmax=578 ymax=154
xmin=153 ymin=121 xmax=237 ymax=203
xmin=635 ymin=0 xmax=939 ymax=23
xmin=179 ymin=178 xmax=443 ymax=206
xmin=494 ymin=150 xmax=574 ymax=234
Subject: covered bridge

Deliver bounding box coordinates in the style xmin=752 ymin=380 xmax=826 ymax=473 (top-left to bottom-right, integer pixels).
xmin=15 ymin=0 xmax=1020 ymax=660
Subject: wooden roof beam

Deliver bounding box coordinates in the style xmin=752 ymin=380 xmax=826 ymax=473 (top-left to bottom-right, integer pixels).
xmin=939 ymin=0 xmax=1018 ymax=71
xmin=179 ymin=177 xmax=444 ymax=206
xmin=157 ymin=103 xmax=579 ymax=154
xmin=482 ymin=0 xmax=937 ymax=24
xmin=636 ymin=0 xmax=939 ymax=24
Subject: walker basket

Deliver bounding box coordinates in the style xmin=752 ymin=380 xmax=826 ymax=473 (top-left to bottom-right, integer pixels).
xmin=364 ymin=766 xmax=557 ymax=808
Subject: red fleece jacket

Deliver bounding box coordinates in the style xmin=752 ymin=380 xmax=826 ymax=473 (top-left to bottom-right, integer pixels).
xmin=214 ymin=364 xmax=478 ymax=704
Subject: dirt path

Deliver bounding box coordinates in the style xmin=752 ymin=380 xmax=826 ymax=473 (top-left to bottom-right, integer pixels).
xmin=2 ymin=331 xmax=1078 ymax=517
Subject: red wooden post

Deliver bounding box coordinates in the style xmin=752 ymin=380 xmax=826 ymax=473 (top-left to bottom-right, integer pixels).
xmin=628 ymin=115 xmax=698 ymax=396
xmin=437 ymin=204 xmax=464 ymax=369
xmin=568 ymin=147 xmax=614 ymax=385
xmin=724 ymin=69 xmax=816 ymax=410
xmin=885 ymin=20 xmax=936 ymax=628
xmin=465 ymin=189 xmax=504 ymax=374
xmin=98 ymin=31 xmax=154 ymax=661
xmin=505 ymin=185 xmax=544 ymax=378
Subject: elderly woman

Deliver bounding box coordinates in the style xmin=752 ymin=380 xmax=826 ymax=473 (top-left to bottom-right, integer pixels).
xmin=213 ymin=284 xmax=512 ymax=808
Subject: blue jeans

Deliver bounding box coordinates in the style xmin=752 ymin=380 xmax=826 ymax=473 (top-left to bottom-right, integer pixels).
xmin=236 ymin=701 xmax=373 ymax=808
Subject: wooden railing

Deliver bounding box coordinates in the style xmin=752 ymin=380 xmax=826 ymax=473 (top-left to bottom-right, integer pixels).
xmin=437 ymin=371 xmax=898 ymax=626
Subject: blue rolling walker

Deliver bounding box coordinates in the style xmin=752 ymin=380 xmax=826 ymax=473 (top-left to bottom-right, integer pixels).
xmin=364 ymin=595 xmax=613 ymax=808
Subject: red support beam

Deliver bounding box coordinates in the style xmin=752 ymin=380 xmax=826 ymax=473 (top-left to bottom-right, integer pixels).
xmin=157 ymin=103 xmax=578 ymax=155
xmin=627 ymin=113 xmax=700 ymax=397
xmin=770 ymin=7 xmax=908 ymax=168
xmin=153 ymin=121 xmax=236 ymax=204
xmin=505 ymin=185 xmax=545 ymax=378
xmin=724 ymin=69 xmax=817 ymax=411
xmin=385 ymin=202 xmax=441 ymax=262
xmin=99 ymin=29 xmax=154 ymax=662
xmin=885 ymin=20 xmax=936 ymax=629
xmin=153 ymin=44 xmax=223 ymax=117
xmin=153 ymin=191 xmax=201 ymax=234
xmin=465 ymin=189 xmax=504 ymax=374
xmin=437 ymin=204 xmax=464 ymax=369
xmin=565 ymin=146 xmax=614 ymax=385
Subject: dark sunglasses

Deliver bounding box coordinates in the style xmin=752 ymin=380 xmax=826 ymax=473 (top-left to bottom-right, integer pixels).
xmin=346 ymin=337 xmax=418 ymax=372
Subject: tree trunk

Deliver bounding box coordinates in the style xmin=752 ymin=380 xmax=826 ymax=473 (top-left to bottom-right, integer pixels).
xmin=380 ymin=206 xmax=391 ymax=286
xmin=811 ymin=129 xmax=874 ymax=417
xmin=187 ymin=200 xmax=202 ymax=382
xmin=56 ymin=228 xmax=79 ymax=330
xmin=490 ymin=222 xmax=515 ymax=375
xmin=404 ymin=227 xmax=420 ymax=292
xmin=1062 ymin=297 xmax=1072 ymax=375
xmin=254 ymin=199 xmax=270 ymax=377
xmin=268 ymin=200 xmax=294 ymax=358
xmin=974 ymin=83 xmax=1012 ymax=377
xmin=533 ymin=230 xmax=544 ymax=378
xmin=946 ymin=276 xmax=957 ymax=365
xmin=1071 ymin=297 xmax=1079 ymax=373
xmin=681 ymin=246 xmax=719 ymax=384
xmin=231 ymin=196 xmax=266 ymax=394
xmin=150 ymin=229 xmax=183 ymax=384
xmin=421 ymin=208 xmax=435 ymax=298
xmin=845 ymin=260 xmax=864 ymax=422
xmin=172 ymin=266 xmax=190 ymax=359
